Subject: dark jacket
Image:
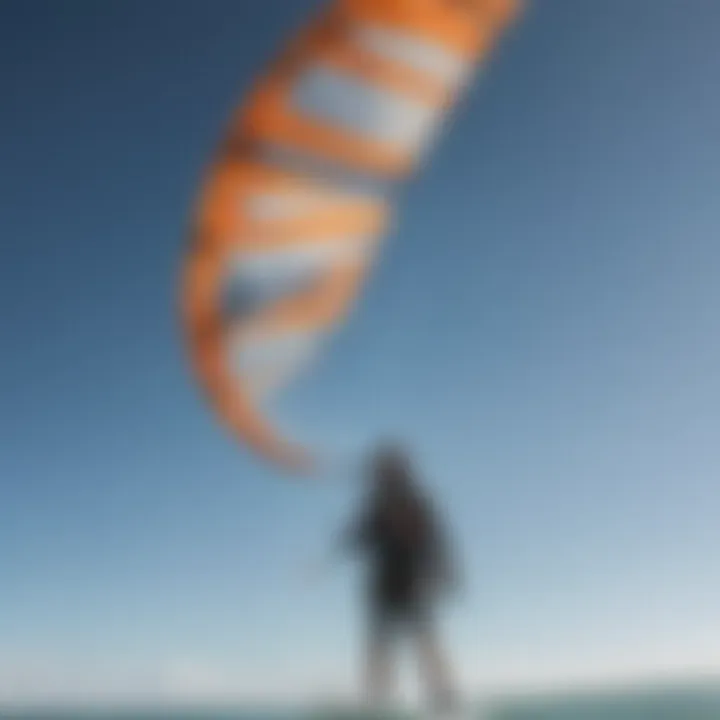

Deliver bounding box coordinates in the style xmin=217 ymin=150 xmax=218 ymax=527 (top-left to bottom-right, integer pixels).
xmin=342 ymin=485 xmax=458 ymax=608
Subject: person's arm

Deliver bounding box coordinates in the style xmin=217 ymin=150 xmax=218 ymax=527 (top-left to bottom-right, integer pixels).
xmin=337 ymin=509 xmax=373 ymax=556
xmin=303 ymin=512 xmax=371 ymax=586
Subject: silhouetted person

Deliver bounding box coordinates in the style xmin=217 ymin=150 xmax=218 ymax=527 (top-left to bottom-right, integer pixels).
xmin=339 ymin=443 xmax=461 ymax=713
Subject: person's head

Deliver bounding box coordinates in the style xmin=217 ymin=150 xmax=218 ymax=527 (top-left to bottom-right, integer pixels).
xmin=367 ymin=441 xmax=416 ymax=501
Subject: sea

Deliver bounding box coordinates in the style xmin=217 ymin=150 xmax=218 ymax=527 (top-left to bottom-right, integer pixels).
xmin=2 ymin=684 xmax=720 ymax=720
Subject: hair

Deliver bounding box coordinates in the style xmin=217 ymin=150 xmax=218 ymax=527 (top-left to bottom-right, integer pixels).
xmin=370 ymin=441 xmax=412 ymax=484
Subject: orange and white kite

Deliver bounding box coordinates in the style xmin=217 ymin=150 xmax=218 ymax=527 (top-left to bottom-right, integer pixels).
xmin=181 ymin=0 xmax=523 ymax=473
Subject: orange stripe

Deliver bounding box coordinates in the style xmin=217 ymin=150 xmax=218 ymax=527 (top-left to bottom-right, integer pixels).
xmin=201 ymin=205 xmax=388 ymax=252
xmin=338 ymin=0 xmax=482 ymax=58
xmin=197 ymin=159 xmax=384 ymax=218
xmin=248 ymin=205 xmax=387 ymax=241
xmin=478 ymin=0 xmax=524 ymax=29
xmin=207 ymin=161 xmax=383 ymax=208
xmin=182 ymin=245 xmax=223 ymax=325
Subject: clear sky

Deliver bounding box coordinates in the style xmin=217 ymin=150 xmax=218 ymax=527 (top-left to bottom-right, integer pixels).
xmin=2 ymin=0 xmax=720 ymax=706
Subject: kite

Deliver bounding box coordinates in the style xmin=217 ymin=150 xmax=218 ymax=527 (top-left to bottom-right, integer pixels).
xmin=181 ymin=0 xmax=522 ymax=473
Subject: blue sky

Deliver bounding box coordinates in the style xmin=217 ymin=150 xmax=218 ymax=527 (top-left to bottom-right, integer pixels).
xmin=2 ymin=0 xmax=720 ymax=705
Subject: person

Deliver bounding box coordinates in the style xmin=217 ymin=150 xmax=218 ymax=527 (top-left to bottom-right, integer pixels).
xmin=338 ymin=442 xmax=461 ymax=713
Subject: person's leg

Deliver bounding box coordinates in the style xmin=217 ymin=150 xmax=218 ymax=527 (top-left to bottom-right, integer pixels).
xmin=364 ymin=603 xmax=395 ymax=710
xmin=412 ymin=607 xmax=457 ymax=711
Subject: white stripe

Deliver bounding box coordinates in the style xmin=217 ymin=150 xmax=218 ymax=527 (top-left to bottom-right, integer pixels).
xmin=352 ymin=25 xmax=471 ymax=88
xmin=231 ymin=235 xmax=373 ymax=284
xmin=232 ymin=331 xmax=318 ymax=371
xmin=229 ymin=331 xmax=322 ymax=397
xmin=294 ymin=66 xmax=443 ymax=155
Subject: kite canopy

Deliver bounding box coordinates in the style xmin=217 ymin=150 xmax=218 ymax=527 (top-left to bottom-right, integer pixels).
xmin=181 ymin=0 xmax=523 ymax=474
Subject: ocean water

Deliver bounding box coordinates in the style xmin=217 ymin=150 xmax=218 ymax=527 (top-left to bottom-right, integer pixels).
xmin=489 ymin=684 xmax=720 ymax=719
xmin=2 ymin=687 xmax=720 ymax=720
